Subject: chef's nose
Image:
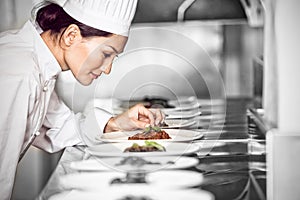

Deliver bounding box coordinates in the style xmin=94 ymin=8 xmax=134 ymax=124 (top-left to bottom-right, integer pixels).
xmin=100 ymin=63 xmax=112 ymax=74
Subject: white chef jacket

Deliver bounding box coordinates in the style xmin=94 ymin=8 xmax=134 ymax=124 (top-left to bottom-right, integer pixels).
xmin=0 ymin=21 xmax=113 ymax=200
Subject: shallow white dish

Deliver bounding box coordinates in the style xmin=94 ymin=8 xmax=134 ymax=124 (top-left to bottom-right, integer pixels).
xmin=68 ymin=156 xmax=199 ymax=172
xmin=86 ymin=141 xmax=200 ymax=157
xmin=167 ymin=96 xmax=200 ymax=110
xmin=50 ymin=188 xmax=214 ymax=200
xmin=162 ymin=119 xmax=197 ymax=128
xmin=161 ymin=101 xmax=200 ymax=112
xmin=165 ymin=110 xmax=202 ymax=119
xmin=99 ymin=129 xmax=203 ymax=143
xmin=51 ymin=170 xmax=204 ymax=191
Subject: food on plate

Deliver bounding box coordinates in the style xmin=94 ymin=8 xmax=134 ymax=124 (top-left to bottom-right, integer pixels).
xmin=119 ymin=97 xmax=175 ymax=110
xmin=128 ymin=126 xmax=171 ymax=140
xmin=143 ymin=96 xmax=175 ymax=109
xmin=123 ymin=141 xmax=166 ymax=152
xmin=115 ymin=156 xmax=161 ymax=167
xmin=117 ymin=195 xmax=154 ymax=200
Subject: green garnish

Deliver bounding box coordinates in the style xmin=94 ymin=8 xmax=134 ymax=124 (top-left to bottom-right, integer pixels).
xmin=131 ymin=143 xmax=139 ymax=148
xmin=143 ymin=126 xmax=151 ymax=133
xmin=152 ymin=126 xmax=161 ymax=132
xmin=144 ymin=140 xmax=165 ymax=151
xmin=124 ymin=141 xmax=166 ymax=152
xmin=143 ymin=125 xmax=161 ymax=134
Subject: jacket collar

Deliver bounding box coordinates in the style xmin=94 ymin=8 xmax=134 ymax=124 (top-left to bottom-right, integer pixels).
xmin=19 ymin=20 xmax=62 ymax=80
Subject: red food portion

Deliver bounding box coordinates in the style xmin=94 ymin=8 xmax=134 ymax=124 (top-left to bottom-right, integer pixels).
xmin=128 ymin=130 xmax=171 ymax=140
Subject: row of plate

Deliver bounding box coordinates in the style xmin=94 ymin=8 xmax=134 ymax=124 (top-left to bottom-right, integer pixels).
xmin=51 ymin=98 xmax=215 ymax=199
xmin=86 ymin=129 xmax=204 ymax=157
xmin=49 ymin=170 xmax=214 ymax=200
xmin=55 ymin=133 xmax=214 ymax=199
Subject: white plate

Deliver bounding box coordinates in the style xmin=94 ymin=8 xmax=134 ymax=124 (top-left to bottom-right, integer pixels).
xmin=99 ymin=129 xmax=203 ymax=143
xmin=167 ymin=96 xmax=200 ymax=109
xmin=68 ymin=156 xmax=199 ymax=172
xmin=168 ymin=96 xmax=198 ymax=105
xmin=162 ymin=119 xmax=196 ymax=128
xmin=161 ymin=101 xmax=200 ymax=112
xmin=50 ymin=188 xmax=214 ymax=200
xmin=165 ymin=110 xmax=201 ymax=119
xmin=86 ymin=142 xmax=200 ymax=157
xmin=52 ymin=170 xmax=204 ymax=191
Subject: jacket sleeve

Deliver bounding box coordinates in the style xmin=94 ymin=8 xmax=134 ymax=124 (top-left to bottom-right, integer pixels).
xmin=32 ymin=90 xmax=113 ymax=152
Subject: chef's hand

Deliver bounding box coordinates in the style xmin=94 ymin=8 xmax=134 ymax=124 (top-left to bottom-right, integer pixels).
xmin=104 ymin=104 xmax=165 ymax=132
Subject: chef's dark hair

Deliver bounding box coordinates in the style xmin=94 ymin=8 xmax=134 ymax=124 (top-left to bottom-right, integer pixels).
xmin=34 ymin=3 xmax=112 ymax=37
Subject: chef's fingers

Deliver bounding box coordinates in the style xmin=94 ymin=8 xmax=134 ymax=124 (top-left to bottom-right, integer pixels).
xmin=134 ymin=104 xmax=155 ymax=126
xmin=149 ymin=109 xmax=165 ymax=125
xmin=132 ymin=119 xmax=151 ymax=129
xmin=139 ymin=116 xmax=151 ymax=123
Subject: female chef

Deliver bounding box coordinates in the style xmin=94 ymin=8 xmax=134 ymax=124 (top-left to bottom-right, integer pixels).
xmin=0 ymin=0 xmax=164 ymax=199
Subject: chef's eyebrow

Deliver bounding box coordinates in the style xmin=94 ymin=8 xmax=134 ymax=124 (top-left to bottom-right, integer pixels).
xmin=107 ymin=45 xmax=120 ymax=54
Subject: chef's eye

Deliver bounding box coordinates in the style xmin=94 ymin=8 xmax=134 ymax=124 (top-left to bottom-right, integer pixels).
xmin=103 ymin=53 xmax=111 ymax=58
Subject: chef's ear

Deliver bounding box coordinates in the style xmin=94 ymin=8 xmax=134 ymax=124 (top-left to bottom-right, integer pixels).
xmin=62 ymin=24 xmax=82 ymax=46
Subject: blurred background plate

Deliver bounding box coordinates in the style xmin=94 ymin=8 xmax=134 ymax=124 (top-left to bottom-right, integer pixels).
xmin=53 ymin=170 xmax=204 ymax=191
xmin=86 ymin=142 xmax=200 ymax=157
xmin=165 ymin=110 xmax=202 ymax=119
xmin=163 ymin=119 xmax=197 ymax=129
xmin=67 ymin=156 xmax=199 ymax=172
xmin=49 ymin=187 xmax=214 ymax=200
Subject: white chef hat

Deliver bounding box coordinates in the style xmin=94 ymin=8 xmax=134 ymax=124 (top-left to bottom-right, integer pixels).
xmin=54 ymin=0 xmax=138 ymax=36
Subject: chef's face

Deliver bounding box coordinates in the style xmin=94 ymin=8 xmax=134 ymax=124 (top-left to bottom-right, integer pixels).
xmin=65 ymin=34 xmax=127 ymax=86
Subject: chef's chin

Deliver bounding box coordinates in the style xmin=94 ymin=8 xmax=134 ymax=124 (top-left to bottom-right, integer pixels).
xmin=76 ymin=78 xmax=93 ymax=86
